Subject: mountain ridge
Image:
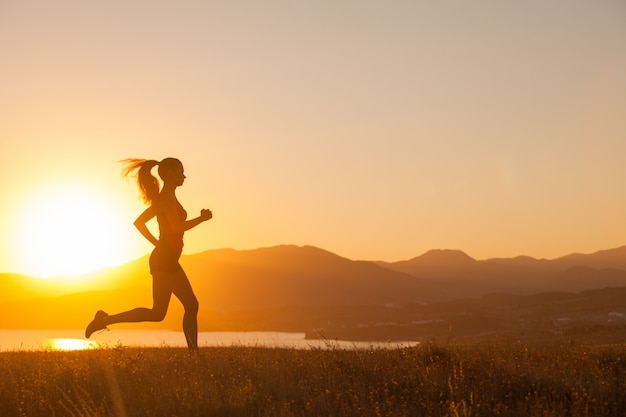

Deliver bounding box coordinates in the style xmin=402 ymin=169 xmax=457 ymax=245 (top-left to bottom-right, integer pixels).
xmin=2 ymin=244 xmax=625 ymax=341
xmin=3 ymin=244 xmax=626 ymax=305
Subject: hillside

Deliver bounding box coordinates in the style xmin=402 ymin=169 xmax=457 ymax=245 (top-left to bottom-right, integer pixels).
xmin=180 ymin=245 xmax=430 ymax=310
xmin=0 ymin=257 xmax=151 ymax=303
xmin=307 ymin=287 xmax=626 ymax=343
xmin=378 ymin=246 xmax=626 ymax=297
xmin=1 ymin=244 xmax=625 ymax=342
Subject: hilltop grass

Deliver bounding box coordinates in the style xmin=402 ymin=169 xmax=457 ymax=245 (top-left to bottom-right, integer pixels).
xmin=0 ymin=342 xmax=624 ymax=417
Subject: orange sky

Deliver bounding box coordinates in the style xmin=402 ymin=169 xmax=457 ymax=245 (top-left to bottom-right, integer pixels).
xmin=1 ymin=1 xmax=625 ymax=277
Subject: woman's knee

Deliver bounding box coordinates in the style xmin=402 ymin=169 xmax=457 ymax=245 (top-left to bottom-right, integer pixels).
xmin=150 ymin=307 xmax=168 ymax=322
xmin=185 ymin=297 xmax=199 ymax=315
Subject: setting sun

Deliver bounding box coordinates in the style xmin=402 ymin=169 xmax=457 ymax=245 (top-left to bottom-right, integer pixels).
xmin=11 ymin=182 xmax=134 ymax=278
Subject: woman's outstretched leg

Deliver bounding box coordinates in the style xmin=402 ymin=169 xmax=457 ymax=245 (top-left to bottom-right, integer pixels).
xmin=85 ymin=273 xmax=172 ymax=338
xmin=171 ymin=269 xmax=199 ymax=351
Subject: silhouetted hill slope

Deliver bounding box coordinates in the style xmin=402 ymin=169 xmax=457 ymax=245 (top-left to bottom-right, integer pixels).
xmin=486 ymin=246 xmax=626 ymax=270
xmin=550 ymin=246 xmax=626 ymax=270
xmin=379 ymin=246 xmax=626 ymax=297
xmin=180 ymin=245 xmax=427 ymax=310
xmin=397 ymin=249 xmax=478 ymax=269
xmin=0 ymin=257 xmax=150 ymax=303
xmin=0 ymin=273 xmax=48 ymax=303
xmin=2 ymin=244 xmax=626 ymax=336
xmin=4 ymin=244 xmax=626 ymax=308
xmin=307 ymin=287 xmax=626 ymax=343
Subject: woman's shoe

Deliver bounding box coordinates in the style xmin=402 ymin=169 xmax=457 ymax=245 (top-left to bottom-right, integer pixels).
xmin=85 ymin=310 xmax=109 ymax=338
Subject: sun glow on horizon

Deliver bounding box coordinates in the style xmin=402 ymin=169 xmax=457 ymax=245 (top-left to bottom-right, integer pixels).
xmin=47 ymin=338 xmax=99 ymax=351
xmin=11 ymin=182 xmax=135 ymax=278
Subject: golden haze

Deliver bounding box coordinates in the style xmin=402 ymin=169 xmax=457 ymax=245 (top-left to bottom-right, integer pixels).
xmin=1 ymin=2 xmax=625 ymax=275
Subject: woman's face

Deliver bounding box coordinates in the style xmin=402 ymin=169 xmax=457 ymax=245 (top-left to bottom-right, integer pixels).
xmin=166 ymin=161 xmax=186 ymax=187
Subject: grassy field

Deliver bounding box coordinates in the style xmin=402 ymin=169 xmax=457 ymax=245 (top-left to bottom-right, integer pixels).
xmin=0 ymin=341 xmax=624 ymax=417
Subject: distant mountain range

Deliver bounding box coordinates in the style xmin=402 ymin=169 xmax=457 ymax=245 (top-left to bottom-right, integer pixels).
xmin=1 ymin=245 xmax=625 ymax=342
xmin=377 ymin=246 xmax=626 ymax=299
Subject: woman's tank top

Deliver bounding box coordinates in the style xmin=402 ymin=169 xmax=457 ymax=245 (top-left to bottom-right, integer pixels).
xmin=156 ymin=196 xmax=188 ymax=253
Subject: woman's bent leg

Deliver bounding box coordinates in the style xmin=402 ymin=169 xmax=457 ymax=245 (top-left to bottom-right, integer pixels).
xmin=104 ymin=272 xmax=172 ymax=325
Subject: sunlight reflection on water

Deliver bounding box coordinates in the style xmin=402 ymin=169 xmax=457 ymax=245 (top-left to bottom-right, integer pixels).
xmin=0 ymin=330 xmax=419 ymax=351
xmin=46 ymin=338 xmax=100 ymax=351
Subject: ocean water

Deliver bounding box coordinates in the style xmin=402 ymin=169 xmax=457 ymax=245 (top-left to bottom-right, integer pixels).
xmin=0 ymin=329 xmax=418 ymax=351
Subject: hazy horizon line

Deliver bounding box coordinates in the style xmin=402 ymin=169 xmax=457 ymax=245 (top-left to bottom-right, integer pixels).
xmin=3 ymin=242 xmax=625 ymax=279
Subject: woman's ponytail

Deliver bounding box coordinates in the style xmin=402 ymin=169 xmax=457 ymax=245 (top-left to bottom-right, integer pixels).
xmin=120 ymin=158 xmax=161 ymax=205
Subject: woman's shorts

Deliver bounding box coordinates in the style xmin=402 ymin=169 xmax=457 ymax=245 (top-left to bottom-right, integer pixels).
xmin=149 ymin=244 xmax=183 ymax=274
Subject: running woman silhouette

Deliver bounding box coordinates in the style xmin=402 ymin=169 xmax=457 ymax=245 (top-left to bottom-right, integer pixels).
xmin=85 ymin=158 xmax=212 ymax=351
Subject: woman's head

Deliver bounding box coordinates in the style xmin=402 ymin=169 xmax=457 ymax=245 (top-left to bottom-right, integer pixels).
xmin=120 ymin=157 xmax=184 ymax=205
xmin=157 ymin=157 xmax=185 ymax=186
